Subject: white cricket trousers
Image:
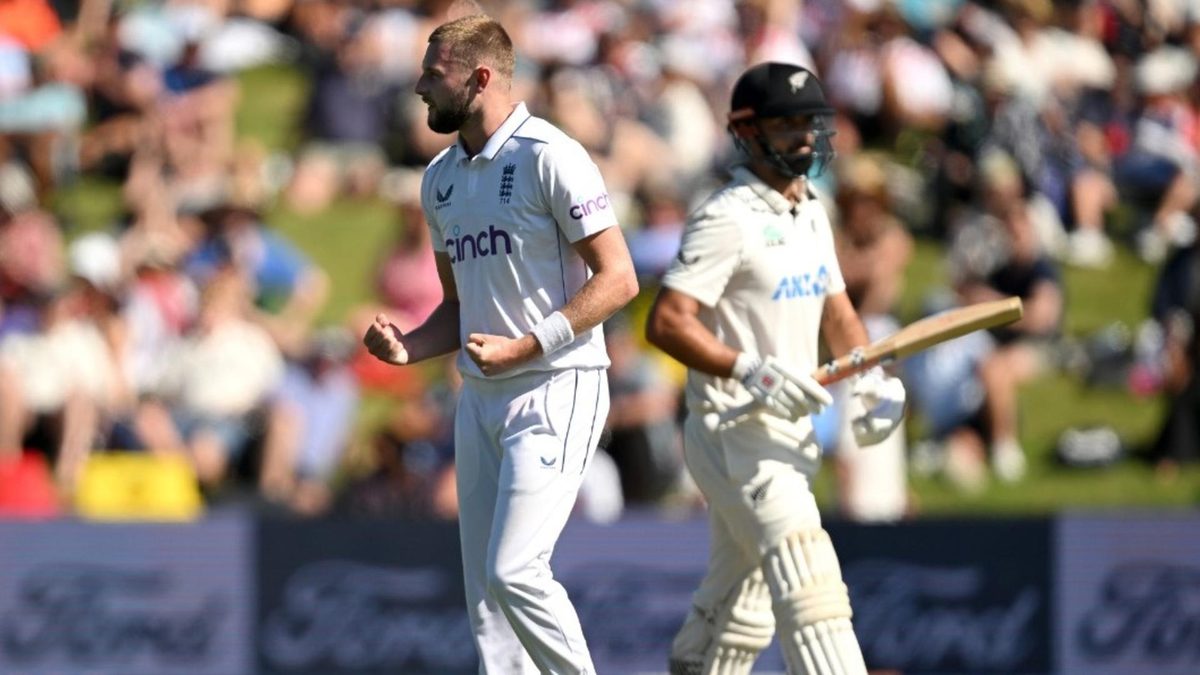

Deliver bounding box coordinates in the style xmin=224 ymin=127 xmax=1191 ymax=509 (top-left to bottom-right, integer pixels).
xmin=455 ymin=368 xmax=609 ymax=675
xmin=683 ymin=412 xmax=825 ymax=622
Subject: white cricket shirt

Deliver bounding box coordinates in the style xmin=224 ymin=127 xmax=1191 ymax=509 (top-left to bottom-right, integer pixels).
xmin=662 ymin=165 xmax=846 ymax=414
xmin=422 ymin=102 xmax=618 ymax=379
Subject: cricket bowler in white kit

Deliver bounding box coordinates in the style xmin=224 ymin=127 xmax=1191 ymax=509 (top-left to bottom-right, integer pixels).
xmin=646 ymin=63 xmax=907 ymax=675
xmin=363 ymin=13 xmax=638 ymax=675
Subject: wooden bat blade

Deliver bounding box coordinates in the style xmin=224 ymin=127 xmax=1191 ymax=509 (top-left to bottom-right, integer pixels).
xmin=814 ymin=296 xmax=1023 ymax=385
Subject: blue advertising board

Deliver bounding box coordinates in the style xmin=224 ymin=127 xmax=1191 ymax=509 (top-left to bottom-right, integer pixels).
xmin=0 ymin=517 xmax=253 ymax=675
xmin=255 ymin=518 xmax=474 ymax=675
xmin=556 ymin=516 xmax=1054 ymax=675
xmin=557 ymin=516 xmax=718 ymax=673
xmin=0 ymin=510 xmax=1191 ymax=675
xmin=1056 ymin=514 xmax=1200 ymax=675
xmin=832 ymin=519 xmax=1053 ymax=675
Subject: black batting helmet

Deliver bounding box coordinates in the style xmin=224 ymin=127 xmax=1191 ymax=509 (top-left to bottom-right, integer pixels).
xmin=728 ymin=62 xmax=836 ymax=178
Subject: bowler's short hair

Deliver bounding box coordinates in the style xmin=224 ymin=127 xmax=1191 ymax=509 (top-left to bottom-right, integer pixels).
xmin=429 ymin=14 xmax=515 ymax=82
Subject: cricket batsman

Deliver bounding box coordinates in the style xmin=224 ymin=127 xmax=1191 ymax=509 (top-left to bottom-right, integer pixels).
xmin=646 ymin=62 xmax=907 ymax=674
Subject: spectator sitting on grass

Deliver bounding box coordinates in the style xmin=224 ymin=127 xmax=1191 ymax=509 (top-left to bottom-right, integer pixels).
xmin=0 ymin=280 xmax=120 ymax=495
xmin=134 ymin=266 xmax=284 ymax=493
xmin=941 ymin=151 xmax=1065 ymax=484
xmin=1143 ymin=236 xmax=1200 ymax=476
xmin=259 ymin=326 xmax=360 ymax=515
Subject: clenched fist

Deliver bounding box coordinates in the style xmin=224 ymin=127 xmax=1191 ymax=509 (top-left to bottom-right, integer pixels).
xmin=363 ymin=313 xmax=410 ymax=365
xmin=465 ymin=332 xmax=535 ymax=376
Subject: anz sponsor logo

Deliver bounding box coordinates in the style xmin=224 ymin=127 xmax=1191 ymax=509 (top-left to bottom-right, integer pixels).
xmin=446 ymin=224 xmax=513 ymax=264
xmin=772 ymin=265 xmax=831 ymax=300
xmin=570 ymin=193 xmax=609 ymax=219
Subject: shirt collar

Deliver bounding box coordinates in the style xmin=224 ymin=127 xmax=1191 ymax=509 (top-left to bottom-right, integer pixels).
xmin=731 ymin=165 xmax=795 ymax=215
xmin=457 ymin=102 xmax=531 ymax=162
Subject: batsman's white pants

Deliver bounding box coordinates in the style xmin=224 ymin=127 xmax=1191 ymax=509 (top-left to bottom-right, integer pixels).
xmin=671 ymin=411 xmax=867 ymax=675
xmin=455 ymin=368 xmax=609 ymax=675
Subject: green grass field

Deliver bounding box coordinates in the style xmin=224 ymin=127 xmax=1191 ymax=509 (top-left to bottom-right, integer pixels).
xmin=875 ymin=242 xmax=1196 ymax=513
xmin=56 ymin=64 xmax=1200 ymax=514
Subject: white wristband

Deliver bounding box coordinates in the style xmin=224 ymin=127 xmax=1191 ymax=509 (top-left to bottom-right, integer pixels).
xmin=531 ymin=311 xmax=575 ymax=356
xmin=731 ymin=352 xmax=761 ymax=382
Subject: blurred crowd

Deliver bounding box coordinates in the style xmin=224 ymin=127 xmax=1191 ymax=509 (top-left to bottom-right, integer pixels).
xmin=2 ymin=0 xmax=1200 ymax=522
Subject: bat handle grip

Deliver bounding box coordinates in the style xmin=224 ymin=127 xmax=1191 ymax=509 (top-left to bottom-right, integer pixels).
xmin=814 ymin=347 xmax=881 ymax=386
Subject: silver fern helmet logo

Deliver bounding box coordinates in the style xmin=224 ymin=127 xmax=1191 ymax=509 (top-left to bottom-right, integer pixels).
xmin=789 ymin=71 xmax=809 ymax=93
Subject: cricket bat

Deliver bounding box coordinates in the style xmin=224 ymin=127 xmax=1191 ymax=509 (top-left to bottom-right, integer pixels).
xmin=715 ymin=296 xmax=1024 ymax=427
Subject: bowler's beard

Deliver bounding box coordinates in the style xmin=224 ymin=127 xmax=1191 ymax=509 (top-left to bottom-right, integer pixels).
xmin=427 ymin=95 xmax=472 ymax=134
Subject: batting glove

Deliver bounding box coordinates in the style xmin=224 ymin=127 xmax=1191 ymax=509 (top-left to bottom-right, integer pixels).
xmin=847 ymin=366 xmax=906 ymax=446
xmin=733 ymin=353 xmax=833 ymax=420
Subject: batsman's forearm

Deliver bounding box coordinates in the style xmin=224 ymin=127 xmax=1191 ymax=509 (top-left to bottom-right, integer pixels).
xmin=646 ymin=311 xmax=738 ymax=378
xmin=404 ymin=301 xmax=462 ymax=363
xmin=821 ymin=293 xmax=870 ymax=358
xmin=824 ymin=316 xmax=869 ymax=358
